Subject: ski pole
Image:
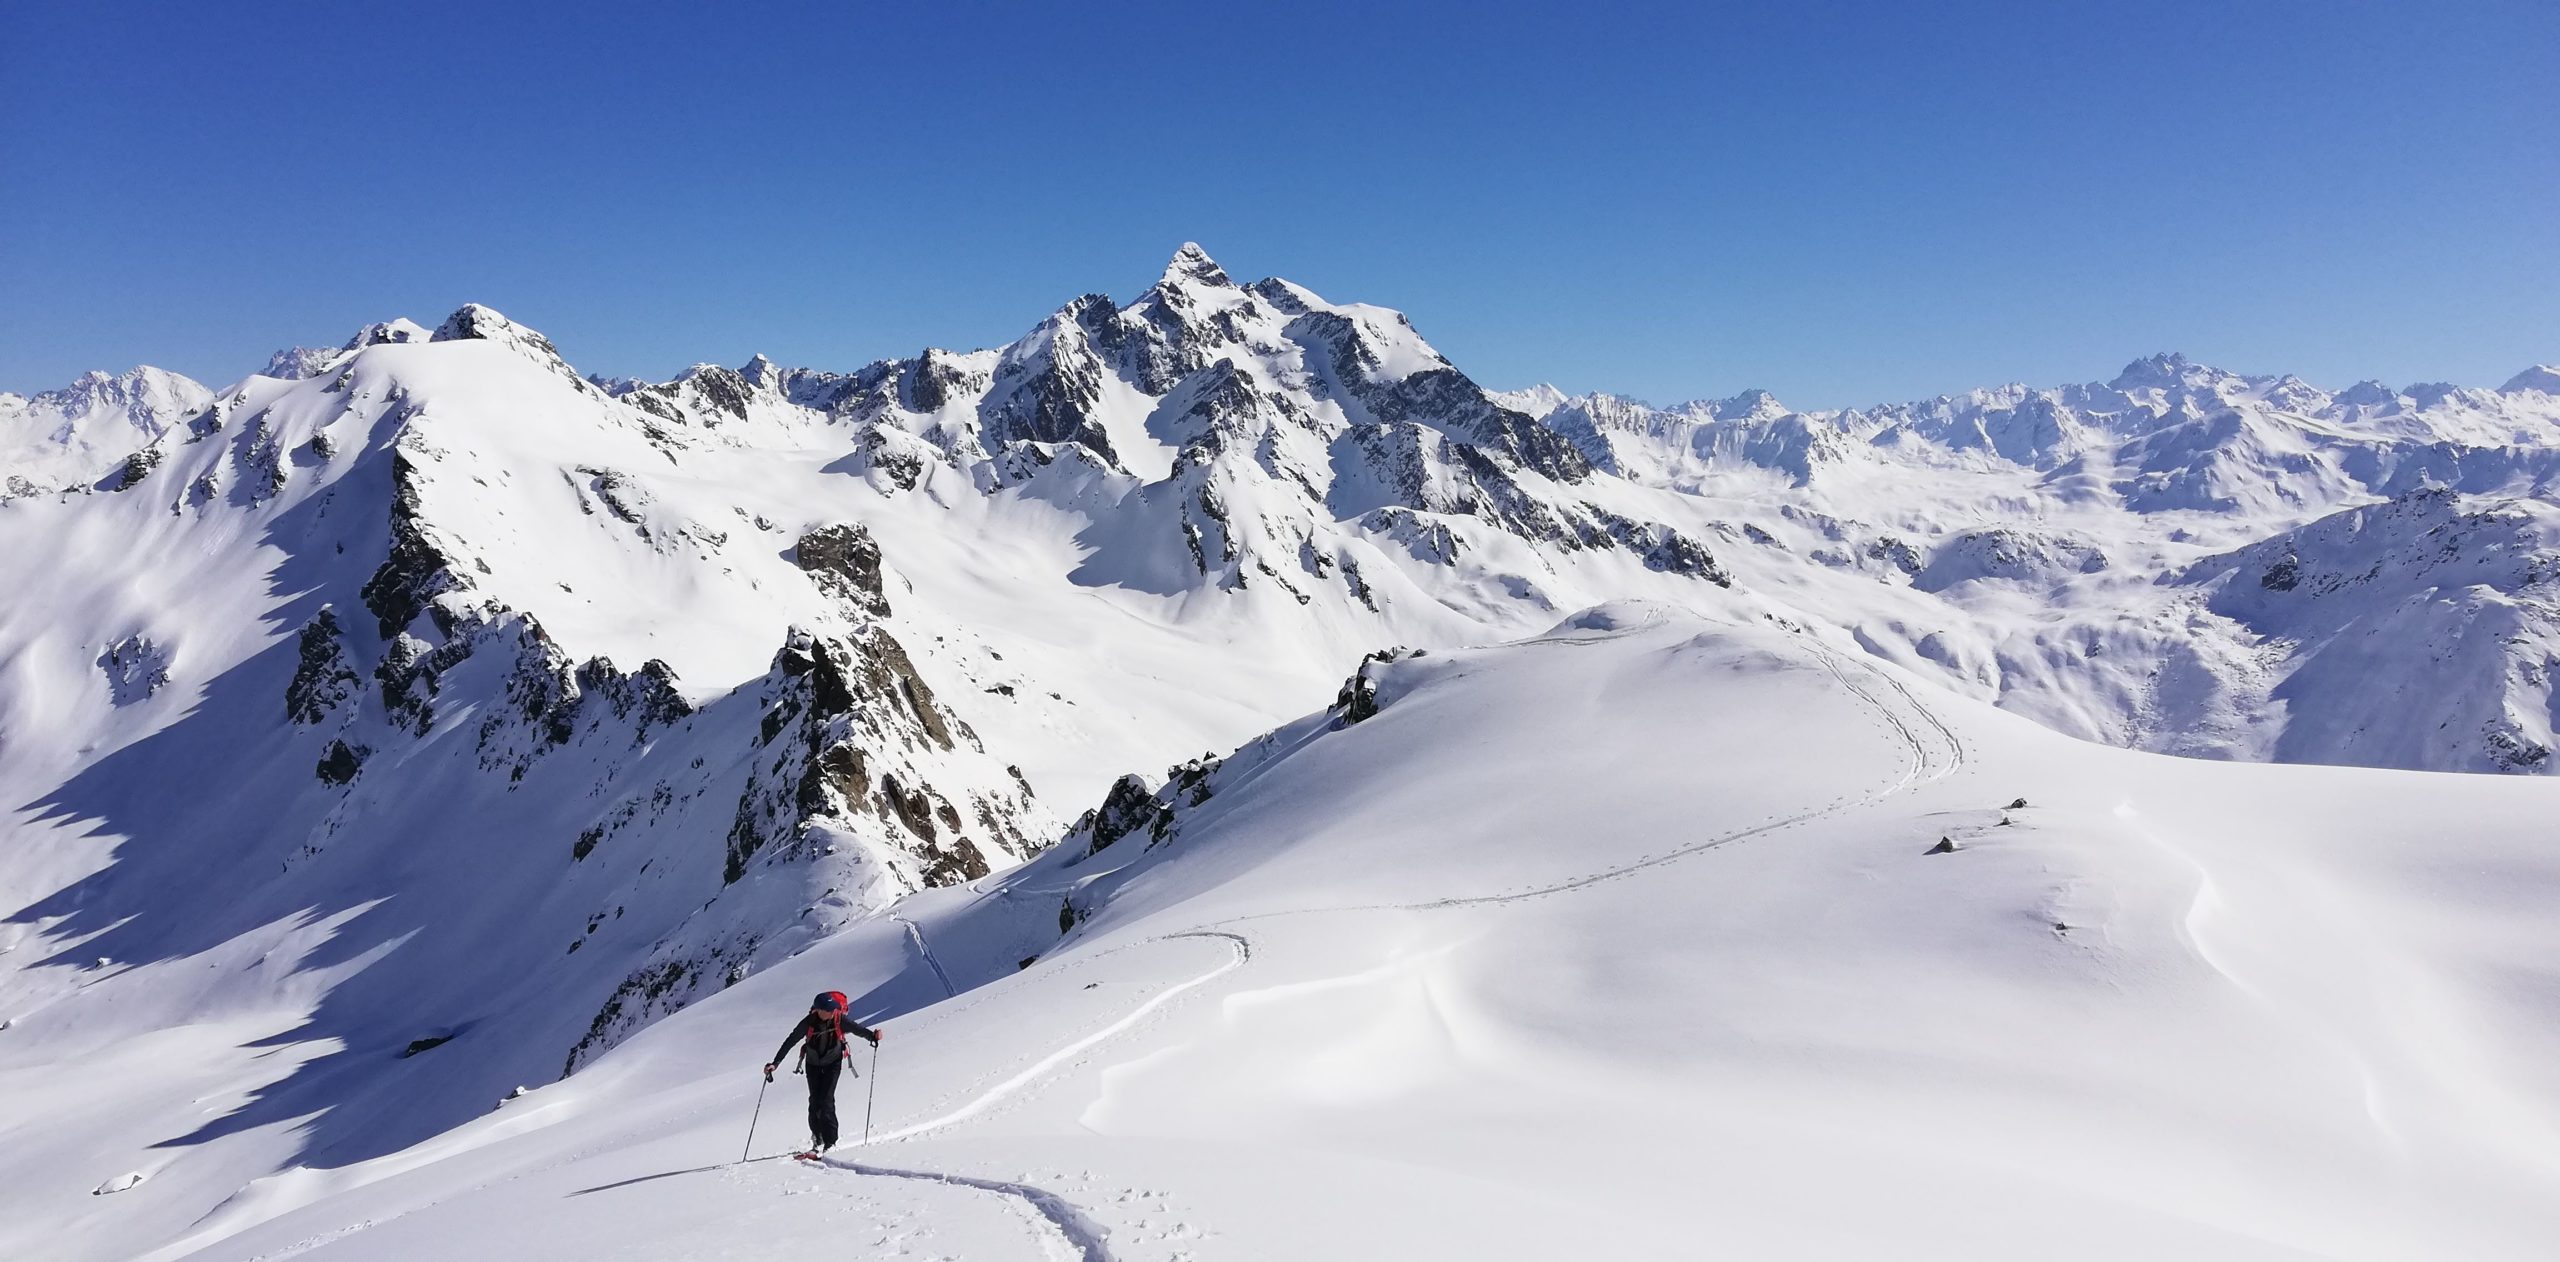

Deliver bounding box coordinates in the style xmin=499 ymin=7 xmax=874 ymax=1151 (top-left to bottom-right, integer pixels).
xmin=863 ymin=1040 xmax=880 ymax=1144
xmin=742 ymin=1075 xmax=769 ymax=1162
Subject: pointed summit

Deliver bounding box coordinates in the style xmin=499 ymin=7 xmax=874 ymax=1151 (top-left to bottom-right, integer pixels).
xmin=433 ymin=303 xmax=537 ymax=345
xmin=1161 ymin=242 xmax=1233 ymax=289
xmin=1713 ymin=388 xmax=1788 ymax=422
xmin=429 ymin=304 xmax=588 ymax=385
xmin=2499 ymin=365 xmax=2560 ymax=396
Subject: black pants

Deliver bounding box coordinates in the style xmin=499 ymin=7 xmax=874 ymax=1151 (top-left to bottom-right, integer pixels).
xmin=805 ymin=1054 xmax=843 ymax=1149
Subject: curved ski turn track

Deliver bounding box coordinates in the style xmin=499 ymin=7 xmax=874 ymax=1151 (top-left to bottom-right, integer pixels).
xmin=811 ymin=633 xmax=1965 ymax=1260
xmin=190 ymin=633 xmax=1968 ymax=1262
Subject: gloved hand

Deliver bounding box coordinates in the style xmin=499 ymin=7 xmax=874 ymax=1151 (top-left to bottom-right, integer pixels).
xmin=761 ymin=1063 xmax=776 ymax=1082
xmin=867 ymin=1028 xmax=883 ymax=1045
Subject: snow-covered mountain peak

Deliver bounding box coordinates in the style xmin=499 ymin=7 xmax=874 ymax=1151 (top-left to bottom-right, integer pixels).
xmin=1674 ymin=387 xmax=1789 ymax=423
xmin=1160 ymin=240 xmax=1234 ymax=289
xmin=426 ymin=303 xmax=594 ymax=389
xmin=263 ymin=318 xmax=432 ymax=382
xmin=1488 ymin=382 xmax=1572 ymax=417
xmin=11 ymin=366 xmax=204 ymax=426
xmin=431 ymin=302 xmax=550 ymax=348
xmin=0 ymin=364 xmax=211 ymax=495
xmin=2501 ymin=364 xmax=2560 ymax=396
xmin=2107 ymin=350 xmax=2214 ymax=392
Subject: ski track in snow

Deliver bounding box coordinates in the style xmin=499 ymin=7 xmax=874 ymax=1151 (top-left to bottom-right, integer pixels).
xmin=192 ymin=640 xmax=1955 ymax=1262
xmin=894 ymin=913 xmax=960 ymax=1000
xmin=825 ymin=1160 xmax=1111 ymax=1262
xmin=867 ymin=931 xmax=1253 ymax=1146
xmin=808 ymin=637 xmax=1964 ymax=1260
xmin=802 ymin=636 xmax=1969 ymax=1260
xmin=1217 ymin=633 xmax=1966 ymax=924
xmin=778 ymin=930 xmax=1249 ymax=1261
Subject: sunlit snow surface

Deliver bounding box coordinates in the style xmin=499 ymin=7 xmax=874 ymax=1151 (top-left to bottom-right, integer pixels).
xmin=69 ymin=608 xmax=2560 ymax=1261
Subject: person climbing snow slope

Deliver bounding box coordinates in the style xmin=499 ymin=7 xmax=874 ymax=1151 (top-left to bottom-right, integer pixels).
xmin=763 ymin=991 xmax=882 ymax=1157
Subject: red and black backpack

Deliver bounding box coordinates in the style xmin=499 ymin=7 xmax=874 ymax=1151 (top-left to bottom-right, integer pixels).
xmin=811 ymin=990 xmax=851 ymax=1053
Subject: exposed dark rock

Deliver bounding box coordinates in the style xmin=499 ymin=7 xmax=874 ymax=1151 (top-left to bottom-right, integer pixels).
xmin=576 ymin=657 xmax=691 ymax=739
xmin=1335 ymin=648 xmax=1408 ymax=724
xmin=105 ymin=447 xmax=162 ymax=492
xmin=316 ymin=738 xmax=369 ymax=785
xmin=918 ymin=834 xmax=989 ymax=887
xmin=980 ymin=320 xmax=1120 ymax=466
xmin=1084 ymin=773 xmax=1169 ymax=856
xmin=566 ymin=936 xmax=760 ymax=1076
xmin=795 ymin=523 xmax=890 ymax=617
xmin=1590 ymin=508 xmax=1730 ymax=583
xmin=285 ymin=607 xmax=362 ymax=725
xmin=360 ymin=450 xmax=462 ymax=640
xmin=376 ymin=633 xmax=445 ymax=734
xmin=1926 ymin=836 xmax=1960 ymax=855
xmin=97 ymin=636 xmax=171 ymax=706
xmin=2485 ymin=723 xmax=2553 ymax=771
xmin=903 ymin=350 xmax=984 ymax=414
xmin=724 ymin=625 xmax=1015 ymax=886
xmin=682 ymin=365 xmax=755 ymax=422
xmin=1866 ymin=537 xmax=1923 ymax=574
xmin=880 ymin=773 xmax=939 ymax=841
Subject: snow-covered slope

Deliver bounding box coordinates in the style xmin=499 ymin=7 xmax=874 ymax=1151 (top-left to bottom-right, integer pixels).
xmin=1 ymin=367 xmax=212 ymax=497
xmin=68 ymin=605 xmax=2560 ymax=1262
xmin=1505 ymin=350 xmax=2560 ymax=772
xmin=4 ymin=246 xmax=2559 ymax=1258
xmin=2177 ymin=489 xmax=2560 ymax=771
xmin=0 ymin=252 xmax=1748 ymax=1261
xmin=0 ymin=309 xmax=1054 ymax=1239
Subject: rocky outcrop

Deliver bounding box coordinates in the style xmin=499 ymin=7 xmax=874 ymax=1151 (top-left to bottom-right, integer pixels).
xmin=724 ymin=625 xmax=1033 ymax=886
xmin=97 ymin=636 xmax=170 ymax=706
xmin=1334 ymin=647 xmax=1409 ymax=724
xmin=1915 ymin=529 xmax=2108 ymax=592
xmin=430 ymin=304 xmax=594 ymax=391
xmin=1066 ymin=755 xmax=1221 ymax=860
xmin=795 ymin=523 xmax=891 ymax=617
xmin=360 ymin=447 xmax=465 ymax=640
xmin=315 ymin=738 xmax=368 ymax=785
xmin=285 ymin=607 xmax=362 ymax=725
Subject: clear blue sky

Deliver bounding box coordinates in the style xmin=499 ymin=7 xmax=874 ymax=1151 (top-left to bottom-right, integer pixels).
xmin=4 ymin=1 xmax=2554 ymax=408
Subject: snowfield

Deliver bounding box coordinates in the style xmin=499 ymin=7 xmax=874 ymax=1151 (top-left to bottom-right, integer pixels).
xmin=3 ymin=246 xmax=2558 ymax=1259
xmin=66 ymin=607 xmax=2560 ymax=1261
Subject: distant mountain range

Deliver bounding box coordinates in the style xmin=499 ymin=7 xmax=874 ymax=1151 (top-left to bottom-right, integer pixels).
xmin=3 ymin=246 xmax=2556 ymax=1203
